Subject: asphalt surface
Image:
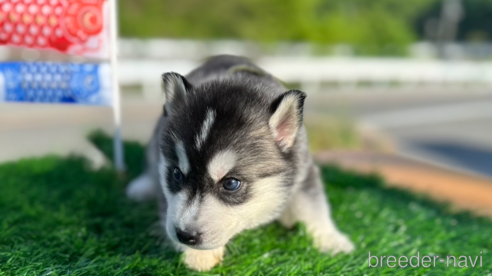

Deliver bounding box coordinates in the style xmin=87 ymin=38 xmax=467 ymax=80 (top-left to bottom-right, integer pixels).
xmin=307 ymin=87 xmax=492 ymax=179
xmin=0 ymin=95 xmax=162 ymax=165
xmin=2 ymin=87 xmax=491 ymax=180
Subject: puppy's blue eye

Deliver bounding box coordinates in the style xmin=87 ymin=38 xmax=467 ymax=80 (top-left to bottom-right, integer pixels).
xmin=173 ymin=168 xmax=184 ymax=182
xmin=223 ymin=178 xmax=241 ymax=191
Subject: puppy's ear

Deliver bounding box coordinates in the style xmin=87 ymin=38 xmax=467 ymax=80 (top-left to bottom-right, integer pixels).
xmin=269 ymin=90 xmax=307 ymax=152
xmin=161 ymin=72 xmax=193 ymax=115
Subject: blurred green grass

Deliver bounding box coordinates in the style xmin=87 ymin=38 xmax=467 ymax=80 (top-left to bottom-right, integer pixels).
xmin=0 ymin=132 xmax=490 ymax=275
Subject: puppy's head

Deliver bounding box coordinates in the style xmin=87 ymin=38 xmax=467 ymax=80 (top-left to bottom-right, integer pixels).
xmin=159 ymin=72 xmax=306 ymax=250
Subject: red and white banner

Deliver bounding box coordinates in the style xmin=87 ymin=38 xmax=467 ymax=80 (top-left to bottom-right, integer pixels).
xmin=0 ymin=0 xmax=109 ymax=59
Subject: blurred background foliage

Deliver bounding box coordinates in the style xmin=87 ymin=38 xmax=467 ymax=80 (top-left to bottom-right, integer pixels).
xmin=119 ymin=0 xmax=492 ymax=55
xmin=416 ymin=0 xmax=492 ymax=42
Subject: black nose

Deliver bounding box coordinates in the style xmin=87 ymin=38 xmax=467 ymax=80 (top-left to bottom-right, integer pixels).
xmin=175 ymin=228 xmax=200 ymax=246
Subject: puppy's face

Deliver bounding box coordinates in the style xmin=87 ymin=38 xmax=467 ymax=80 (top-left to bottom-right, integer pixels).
xmin=159 ymin=73 xmax=306 ymax=250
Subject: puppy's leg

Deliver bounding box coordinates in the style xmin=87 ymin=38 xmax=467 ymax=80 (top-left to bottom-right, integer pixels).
xmin=126 ymin=125 xmax=161 ymax=202
xmin=279 ymin=165 xmax=354 ymax=255
xmin=182 ymin=246 xmax=225 ymax=272
xmin=126 ymin=172 xmax=158 ymax=201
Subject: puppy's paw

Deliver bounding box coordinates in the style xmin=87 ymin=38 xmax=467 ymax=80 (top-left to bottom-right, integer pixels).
xmin=126 ymin=174 xmax=156 ymax=201
xmin=183 ymin=247 xmax=224 ymax=272
xmin=314 ymin=231 xmax=355 ymax=255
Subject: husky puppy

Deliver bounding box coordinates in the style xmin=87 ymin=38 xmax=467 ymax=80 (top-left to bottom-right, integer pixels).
xmin=126 ymin=55 xmax=354 ymax=271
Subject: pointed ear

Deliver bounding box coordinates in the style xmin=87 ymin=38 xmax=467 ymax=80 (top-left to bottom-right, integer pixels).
xmin=269 ymin=90 xmax=307 ymax=152
xmin=161 ymin=72 xmax=193 ymax=115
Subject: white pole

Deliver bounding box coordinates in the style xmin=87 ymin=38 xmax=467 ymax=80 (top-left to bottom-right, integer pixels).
xmin=109 ymin=0 xmax=125 ymax=171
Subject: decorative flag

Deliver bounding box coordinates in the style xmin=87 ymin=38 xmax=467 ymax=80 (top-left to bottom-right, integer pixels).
xmin=0 ymin=61 xmax=112 ymax=105
xmin=0 ymin=0 xmax=124 ymax=170
xmin=0 ymin=0 xmax=109 ymax=59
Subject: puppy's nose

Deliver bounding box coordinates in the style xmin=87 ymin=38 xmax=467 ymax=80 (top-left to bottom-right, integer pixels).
xmin=175 ymin=228 xmax=201 ymax=246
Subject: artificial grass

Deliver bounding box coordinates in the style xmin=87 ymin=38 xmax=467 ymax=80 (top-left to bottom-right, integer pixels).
xmin=0 ymin=134 xmax=491 ymax=275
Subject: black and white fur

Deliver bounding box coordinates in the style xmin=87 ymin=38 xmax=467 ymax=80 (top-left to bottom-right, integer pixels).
xmin=126 ymin=55 xmax=354 ymax=271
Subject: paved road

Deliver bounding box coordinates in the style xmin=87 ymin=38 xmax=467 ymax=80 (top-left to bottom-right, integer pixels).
xmin=307 ymin=88 xmax=492 ymax=179
xmin=0 ymin=95 xmax=163 ymax=166
xmin=2 ymin=87 xmax=491 ymax=180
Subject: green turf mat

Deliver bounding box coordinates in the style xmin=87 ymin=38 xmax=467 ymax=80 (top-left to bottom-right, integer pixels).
xmin=0 ymin=133 xmax=490 ymax=275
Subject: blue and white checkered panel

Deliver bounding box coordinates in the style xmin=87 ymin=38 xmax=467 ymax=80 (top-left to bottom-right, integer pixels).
xmin=0 ymin=62 xmax=112 ymax=106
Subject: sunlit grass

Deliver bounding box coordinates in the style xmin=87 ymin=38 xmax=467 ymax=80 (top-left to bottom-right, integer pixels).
xmin=0 ymin=133 xmax=490 ymax=275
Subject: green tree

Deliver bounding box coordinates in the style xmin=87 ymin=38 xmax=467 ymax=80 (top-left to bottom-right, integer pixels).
xmin=119 ymin=0 xmax=441 ymax=55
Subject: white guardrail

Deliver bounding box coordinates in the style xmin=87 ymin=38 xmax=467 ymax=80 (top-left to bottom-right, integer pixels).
xmin=3 ymin=38 xmax=492 ymax=97
xmin=118 ymin=57 xmax=492 ymax=98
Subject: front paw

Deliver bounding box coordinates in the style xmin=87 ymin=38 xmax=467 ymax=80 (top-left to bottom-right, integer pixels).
xmin=314 ymin=231 xmax=355 ymax=255
xmin=183 ymin=247 xmax=225 ymax=272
